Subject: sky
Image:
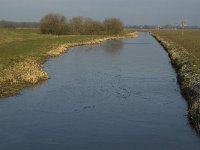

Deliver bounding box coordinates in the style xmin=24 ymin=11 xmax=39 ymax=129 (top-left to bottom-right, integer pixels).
xmin=0 ymin=0 xmax=200 ymax=26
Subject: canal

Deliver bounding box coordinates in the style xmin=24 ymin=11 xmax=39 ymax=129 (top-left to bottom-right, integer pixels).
xmin=0 ymin=32 xmax=200 ymax=150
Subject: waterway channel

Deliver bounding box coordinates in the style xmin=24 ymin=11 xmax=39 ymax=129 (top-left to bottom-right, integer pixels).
xmin=0 ymin=32 xmax=200 ymax=150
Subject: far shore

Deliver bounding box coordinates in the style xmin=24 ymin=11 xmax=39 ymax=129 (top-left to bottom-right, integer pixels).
xmin=0 ymin=31 xmax=138 ymax=99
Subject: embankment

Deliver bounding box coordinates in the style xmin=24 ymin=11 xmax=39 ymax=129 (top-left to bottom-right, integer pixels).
xmin=152 ymin=33 xmax=200 ymax=132
xmin=0 ymin=33 xmax=137 ymax=99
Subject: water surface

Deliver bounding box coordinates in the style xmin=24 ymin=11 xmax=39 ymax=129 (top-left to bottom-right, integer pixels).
xmin=0 ymin=32 xmax=200 ymax=150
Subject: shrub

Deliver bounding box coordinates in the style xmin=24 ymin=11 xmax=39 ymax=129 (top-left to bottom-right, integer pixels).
xmin=68 ymin=17 xmax=104 ymax=35
xmin=40 ymin=14 xmax=124 ymax=35
xmin=68 ymin=16 xmax=85 ymax=35
xmin=40 ymin=13 xmax=68 ymax=35
xmin=103 ymin=18 xmax=124 ymax=35
xmin=83 ymin=18 xmax=104 ymax=35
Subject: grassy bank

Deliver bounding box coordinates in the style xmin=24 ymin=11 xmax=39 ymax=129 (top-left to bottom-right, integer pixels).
xmin=152 ymin=30 xmax=200 ymax=61
xmin=0 ymin=28 xmax=137 ymax=99
xmin=151 ymin=30 xmax=200 ymax=132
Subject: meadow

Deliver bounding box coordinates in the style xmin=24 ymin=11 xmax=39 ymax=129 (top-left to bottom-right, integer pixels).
xmin=152 ymin=29 xmax=200 ymax=61
xmin=0 ymin=28 xmax=106 ymax=70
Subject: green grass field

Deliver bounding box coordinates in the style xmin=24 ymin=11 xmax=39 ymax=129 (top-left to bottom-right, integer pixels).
xmin=0 ymin=28 xmax=105 ymax=71
xmin=152 ymin=29 xmax=200 ymax=61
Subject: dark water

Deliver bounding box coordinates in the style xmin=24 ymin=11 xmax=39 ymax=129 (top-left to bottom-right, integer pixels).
xmin=1 ymin=32 xmax=200 ymax=150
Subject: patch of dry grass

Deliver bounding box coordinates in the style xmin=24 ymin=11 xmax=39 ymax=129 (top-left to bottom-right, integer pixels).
xmin=152 ymin=29 xmax=200 ymax=61
xmin=0 ymin=57 xmax=48 ymax=98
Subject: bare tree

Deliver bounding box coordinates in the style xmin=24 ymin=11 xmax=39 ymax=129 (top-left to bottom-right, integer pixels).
xmin=83 ymin=18 xmax=104 ymax=35
xmin=103 ymin=18 xmax=124 ymax=34
xmin=40 ymin=14 xmax=124 ymax=35
xmin=40 ymin=13 xmax=68 ymax=35
xmin=68 ymin=16 xmax=85 ymax=35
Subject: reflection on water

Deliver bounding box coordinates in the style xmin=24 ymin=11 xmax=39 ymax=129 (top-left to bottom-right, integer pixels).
xmin=103 ymin=40 xmax=123 ymax=55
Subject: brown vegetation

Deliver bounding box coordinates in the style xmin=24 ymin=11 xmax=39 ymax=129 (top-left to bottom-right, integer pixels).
xmin=40 ymin=13 xmax=68 ymax=35
xmin=40 ymin=13 xmax=124 ymax=35
xmin=0 ymin=57 xmax=48 ymax=98
xmin=103 ymin=18 xmax=124 ymax=35
xmin=152 ymin=30 xmax=200 ymax=61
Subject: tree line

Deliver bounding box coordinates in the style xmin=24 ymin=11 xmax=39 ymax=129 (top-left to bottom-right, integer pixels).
xmin=40 ymin=13 xmax=124 ymax=35
xmin=0 ymin=20 xmax=39 ymax=28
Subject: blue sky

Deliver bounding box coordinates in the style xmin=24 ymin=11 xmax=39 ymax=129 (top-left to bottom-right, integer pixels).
xmin=0 ymin=0 xmax=200 ymax=25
